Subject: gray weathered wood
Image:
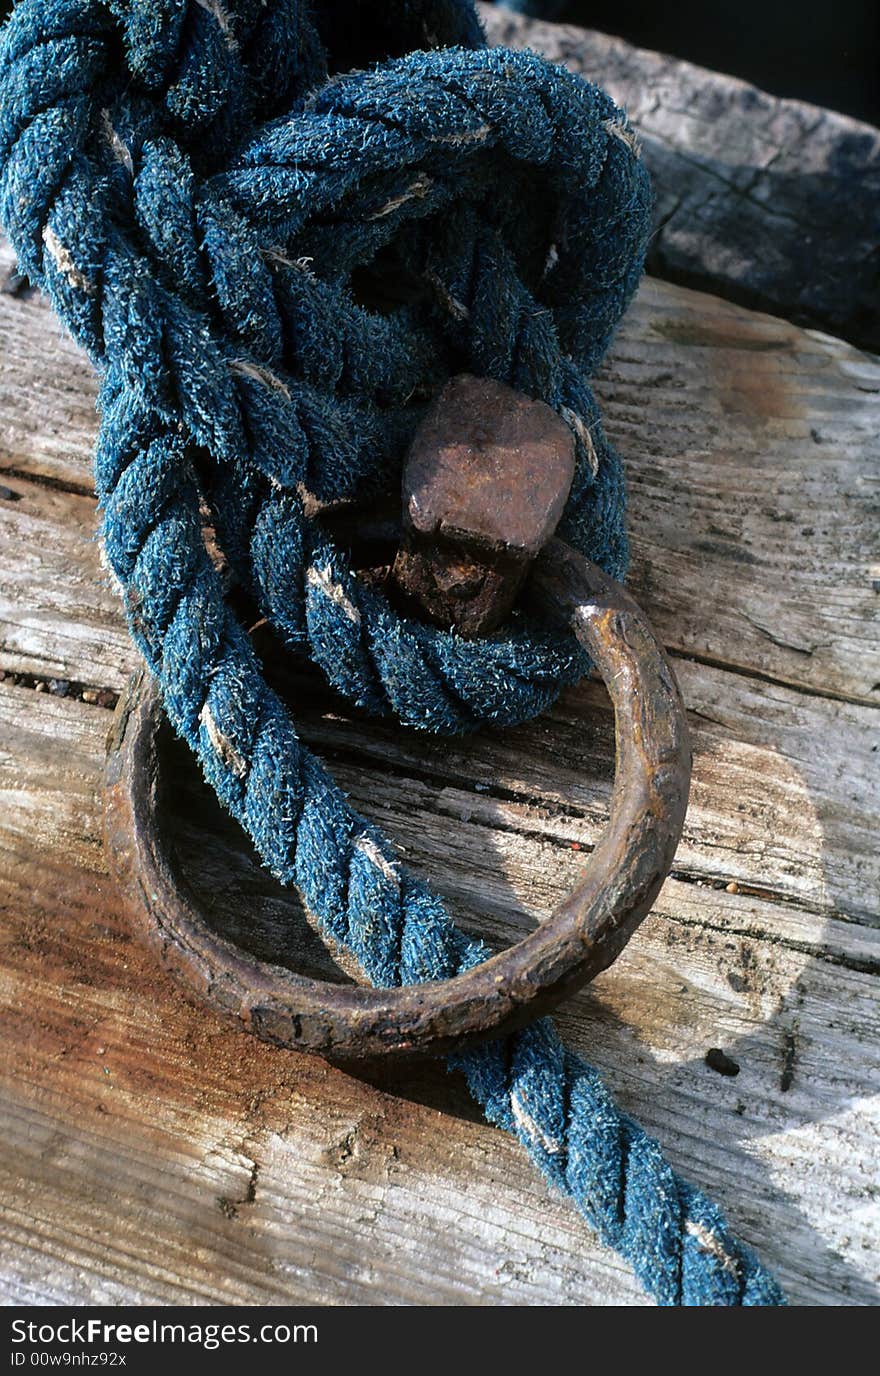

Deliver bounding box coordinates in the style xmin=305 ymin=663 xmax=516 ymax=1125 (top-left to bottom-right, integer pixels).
xmin=2 ymin=0 xmax=880 ymax=1292
xmin=1 ymin=215 xmax=878 ymax=1304
xmin=480 ymin=3 xmax=880 ymax=351
xmin=0 ymin=665 xmax=878 ymax=1305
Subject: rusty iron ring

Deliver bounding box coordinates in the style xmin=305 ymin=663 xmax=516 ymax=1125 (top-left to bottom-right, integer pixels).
xmin=104 ymin=537 xmax=691 ymax=1061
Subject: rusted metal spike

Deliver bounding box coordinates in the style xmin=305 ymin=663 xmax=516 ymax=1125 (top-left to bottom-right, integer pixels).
xmin=393 ymin=374 xmax=575 ymax=636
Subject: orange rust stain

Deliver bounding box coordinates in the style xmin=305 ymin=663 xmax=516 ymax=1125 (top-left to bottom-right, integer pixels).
xmin=654 ymin=308 xmax=799 ymax=422
xmin=717 ymin=350 xmax=794 ymax=421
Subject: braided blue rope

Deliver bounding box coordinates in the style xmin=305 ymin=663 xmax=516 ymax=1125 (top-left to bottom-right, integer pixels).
xmin=0 ymin=0 xmax=785 ymax=1305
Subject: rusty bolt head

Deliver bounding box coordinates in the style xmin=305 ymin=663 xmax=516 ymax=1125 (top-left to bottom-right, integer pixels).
xmin=392 ymin=375 xmax=575 ymax=636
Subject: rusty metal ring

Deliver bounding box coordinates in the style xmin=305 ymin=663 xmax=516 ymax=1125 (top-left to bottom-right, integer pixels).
xmin=104 ymin=537 xmax=691 ymax=1061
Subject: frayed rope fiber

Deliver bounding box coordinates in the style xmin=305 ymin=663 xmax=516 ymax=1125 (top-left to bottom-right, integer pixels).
xmin=0 ymin=0 xmax=785 ymax=1305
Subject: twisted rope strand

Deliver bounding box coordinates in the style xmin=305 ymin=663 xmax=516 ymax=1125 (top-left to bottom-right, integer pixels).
xmin=1 ymin=0 xmax=785 ymax=1305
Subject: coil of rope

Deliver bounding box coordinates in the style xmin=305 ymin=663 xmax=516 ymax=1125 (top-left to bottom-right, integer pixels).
xmin=0 ymin=0 xmax=785 ymax=1305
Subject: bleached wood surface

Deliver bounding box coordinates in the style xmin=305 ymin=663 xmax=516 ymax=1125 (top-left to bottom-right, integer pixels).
xmin=0 ymin=194 xmax=878 ymax=1302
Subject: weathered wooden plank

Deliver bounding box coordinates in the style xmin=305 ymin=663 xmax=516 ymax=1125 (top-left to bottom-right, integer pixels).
xmin=1 ymin=561 xmax=877 ymax=1298
xmin=602 ymin=286 xmax=880 ymax=705
xmin=1 ymin=459 xmax=876 ymax=927
xmin=0 ymin=680 xmax=877 ymax=1305
xmin=480 ymin=3 xmax=880 ymax=351
xmin=0 ymin=474 xmax=131 ymax=689
xmin=1 ymin=170 xmax=877 ymax=1307
xmin=2 ymin=245 xmax=877 ymax=703
xmin=0 ymin=243 xmax=97 ymax=493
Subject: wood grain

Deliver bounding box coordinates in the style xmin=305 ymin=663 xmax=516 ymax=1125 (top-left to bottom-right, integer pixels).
xmin=0 ymin=213 xmax=878 ymax=1304
xmin=0 ymin=670 xmax=877 ymax=1306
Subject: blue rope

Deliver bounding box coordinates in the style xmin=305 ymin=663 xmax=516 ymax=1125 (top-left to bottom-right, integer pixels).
xmin=0 ymin=0 xmax=785 ymax=1305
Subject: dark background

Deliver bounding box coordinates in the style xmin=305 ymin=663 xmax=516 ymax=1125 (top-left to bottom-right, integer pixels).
xmin=0 ymin=1 xmax=876 ymax=125
xmin=546 ymin=0 xmax=879 ymax=124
